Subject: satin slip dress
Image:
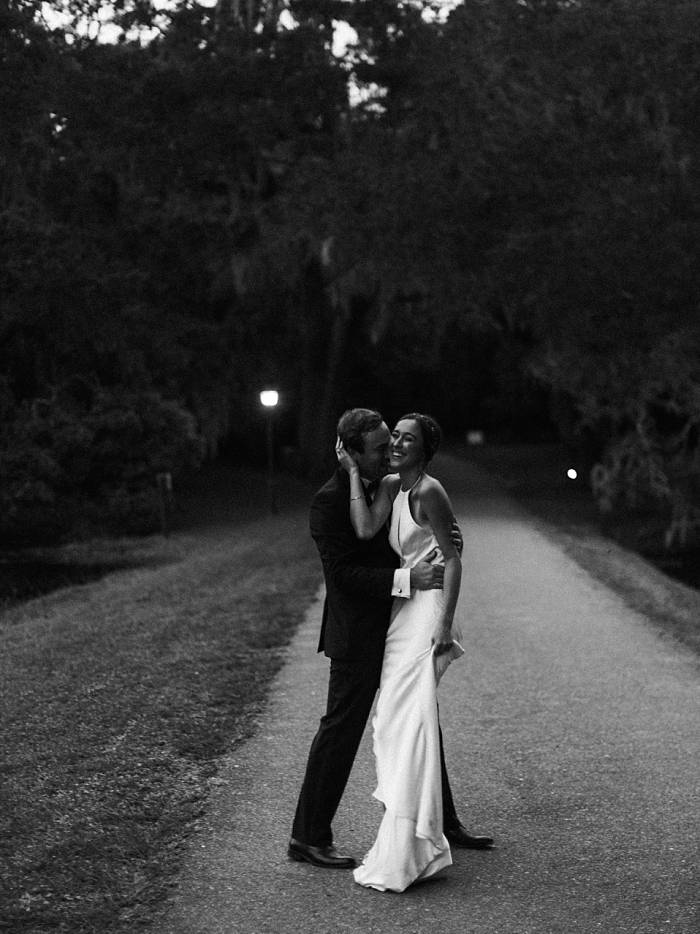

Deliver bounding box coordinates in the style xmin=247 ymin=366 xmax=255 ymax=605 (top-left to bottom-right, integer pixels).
xmin=353 ymin=478 xmax=464 ymax=892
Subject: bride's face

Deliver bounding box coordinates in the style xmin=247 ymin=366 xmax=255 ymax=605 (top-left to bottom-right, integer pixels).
xmin=389 ymin=419 xmax=424 ymax=471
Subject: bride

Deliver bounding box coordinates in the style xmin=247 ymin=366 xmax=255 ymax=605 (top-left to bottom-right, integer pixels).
xmin=336 ymin=412 xmax=464 ymax=893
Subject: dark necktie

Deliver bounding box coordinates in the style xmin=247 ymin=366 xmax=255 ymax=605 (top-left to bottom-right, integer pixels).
xmin=365 ymin=480 xmax=379 ymax=503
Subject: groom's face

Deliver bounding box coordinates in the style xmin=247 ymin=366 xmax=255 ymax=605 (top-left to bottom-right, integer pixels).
xmin=353 ymin=422 xmax=391 ymax=482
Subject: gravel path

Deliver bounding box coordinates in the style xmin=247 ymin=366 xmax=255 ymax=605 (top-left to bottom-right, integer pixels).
xmin=153 ymin=458 xmax=699 ymax=934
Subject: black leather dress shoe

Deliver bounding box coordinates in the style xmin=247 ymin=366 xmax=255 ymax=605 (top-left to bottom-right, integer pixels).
xmin=445 ymin=825 xmax=495 ymax=849
xmin=288 ymin=838 xmax=357 ymax=869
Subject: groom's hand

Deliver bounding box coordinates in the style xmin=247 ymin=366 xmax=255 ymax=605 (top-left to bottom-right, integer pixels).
xmin=450 ymin=519 xmax=463 ymax=556
xmin=410 ymin=554 xmax=444 ymax=590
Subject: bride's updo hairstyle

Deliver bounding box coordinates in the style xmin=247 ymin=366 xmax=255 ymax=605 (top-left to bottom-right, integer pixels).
xmin=399 ymin=413 xmax=442 ymax=465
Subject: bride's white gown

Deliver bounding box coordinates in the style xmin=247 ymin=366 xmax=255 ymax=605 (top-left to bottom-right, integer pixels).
xmin=353 ymin=483 xmax=463 ymax=892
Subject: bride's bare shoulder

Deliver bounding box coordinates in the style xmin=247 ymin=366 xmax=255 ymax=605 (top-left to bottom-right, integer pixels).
xmin=417 ymin=473 xmax=449 ymax=503
xmin=381 ymin=474 xmax=401 ymax=497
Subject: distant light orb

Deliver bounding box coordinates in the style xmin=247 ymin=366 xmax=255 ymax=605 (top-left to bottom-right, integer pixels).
xmin=260 ymin=390 xmax=279 ymax=408
xmin=567 ymin=468 xmax=578 ymax=480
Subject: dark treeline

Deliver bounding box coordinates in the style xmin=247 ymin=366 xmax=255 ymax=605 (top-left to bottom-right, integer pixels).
xmin=2 ymin=0 xmax=699 ymax=548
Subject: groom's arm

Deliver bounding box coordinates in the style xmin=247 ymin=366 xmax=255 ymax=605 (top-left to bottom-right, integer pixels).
xmin=310 ymin=492 xmax=441 ymax=598
xmin=310 ymin=495 xmax=398 ymax=599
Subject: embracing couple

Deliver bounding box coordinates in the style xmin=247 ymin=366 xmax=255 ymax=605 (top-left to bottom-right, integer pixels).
xmin=289 ymin=407 xmax=493 ymax=893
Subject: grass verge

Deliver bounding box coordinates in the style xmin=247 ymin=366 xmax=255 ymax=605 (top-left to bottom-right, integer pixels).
xmin=0 ymin=467 xmax=320 ymax=933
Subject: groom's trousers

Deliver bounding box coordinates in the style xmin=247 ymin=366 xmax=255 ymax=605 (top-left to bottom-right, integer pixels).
xmin=291 ymin=655 xmax=460 ymax=847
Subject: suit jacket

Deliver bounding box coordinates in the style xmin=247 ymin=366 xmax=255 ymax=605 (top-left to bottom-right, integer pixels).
xmin=310 ymin=469 xmax=400 ymax=661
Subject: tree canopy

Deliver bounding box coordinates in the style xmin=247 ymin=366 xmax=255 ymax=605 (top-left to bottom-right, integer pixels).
xmin=1 ymin=0 xmax=699 ymax=546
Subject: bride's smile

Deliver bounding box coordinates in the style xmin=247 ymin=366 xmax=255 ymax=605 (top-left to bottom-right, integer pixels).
xmin=389 ymin=420 xmax=424 ymax=472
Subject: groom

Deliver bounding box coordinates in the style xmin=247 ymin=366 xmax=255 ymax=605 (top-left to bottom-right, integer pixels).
xmin=289 ymin=407 xmax=493 ymax=868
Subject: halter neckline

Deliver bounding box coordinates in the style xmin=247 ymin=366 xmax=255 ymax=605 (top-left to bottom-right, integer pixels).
xmin=399 ymin=471 xmax=424 ymax=494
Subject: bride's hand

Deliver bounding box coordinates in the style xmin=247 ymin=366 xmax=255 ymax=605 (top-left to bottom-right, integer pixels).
xmin=431 ymin=624 xmax=454 ymax=656
xmin=335 ymin=437 xmax=358 ymax=475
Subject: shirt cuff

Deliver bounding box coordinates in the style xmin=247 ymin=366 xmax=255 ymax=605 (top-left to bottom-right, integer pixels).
xmin=391 ymin=568 xmax=411 ymax=599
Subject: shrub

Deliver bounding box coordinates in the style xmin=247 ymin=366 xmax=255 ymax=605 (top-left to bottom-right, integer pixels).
xmin=0 ymin=385 xmax=204 ymax=546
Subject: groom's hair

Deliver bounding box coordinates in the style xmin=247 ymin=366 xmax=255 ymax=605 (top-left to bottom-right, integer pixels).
xmin=337 ymin=408 xmax=383 ymax=453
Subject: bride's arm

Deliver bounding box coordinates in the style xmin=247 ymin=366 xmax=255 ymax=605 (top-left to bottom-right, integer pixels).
xmin=346 ymin=470 xmax=395 ymax=540
xmin=335 ymin=439 xmax=395 ymax=539
xmin=419 ymin=478 xmax=462 ymax=654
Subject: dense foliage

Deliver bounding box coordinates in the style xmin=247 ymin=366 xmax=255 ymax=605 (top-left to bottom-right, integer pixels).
xmin=1 ymin=0 xmax=699 ymax=547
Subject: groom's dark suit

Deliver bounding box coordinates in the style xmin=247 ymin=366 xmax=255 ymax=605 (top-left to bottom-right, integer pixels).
xmin=291 ymin=469 xmax=460 ymax=848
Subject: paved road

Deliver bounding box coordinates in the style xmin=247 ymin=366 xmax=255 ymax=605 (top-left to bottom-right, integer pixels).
xmin=153 ymin=458 xmax=699 ymax=934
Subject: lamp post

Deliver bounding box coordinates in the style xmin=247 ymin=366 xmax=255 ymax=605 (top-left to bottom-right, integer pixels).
xmin=260 ymin=389 xmax=279 ymax=514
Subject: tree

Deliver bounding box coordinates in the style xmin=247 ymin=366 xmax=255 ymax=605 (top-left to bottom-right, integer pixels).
xmin=3 ymin=0 xmax=699 ymax=547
